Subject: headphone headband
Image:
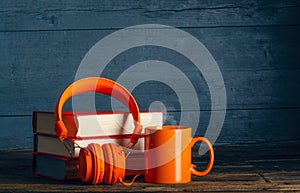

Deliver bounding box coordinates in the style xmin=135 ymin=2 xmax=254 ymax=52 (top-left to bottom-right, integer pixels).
xmin=54 ymin=77 xmax=141 ymax=147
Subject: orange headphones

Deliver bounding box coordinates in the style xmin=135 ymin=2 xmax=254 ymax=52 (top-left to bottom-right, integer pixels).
xmin=54 ymin=77 xmax=142 ymax=185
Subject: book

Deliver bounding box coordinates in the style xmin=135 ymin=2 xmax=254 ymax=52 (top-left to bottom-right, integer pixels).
xmin=32 ymin=153 xmax=80 ymax=180
xmin=33 ymin=111 xmax=163 ymax=137
xmin=34 ymin=134 xmax=145 ymax=157
xmin=32 ymin=152 xmax=144 ymax=180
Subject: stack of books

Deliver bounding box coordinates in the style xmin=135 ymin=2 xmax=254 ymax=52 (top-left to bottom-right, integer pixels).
xmin=32 ymin=111 xmax=163 ymax=180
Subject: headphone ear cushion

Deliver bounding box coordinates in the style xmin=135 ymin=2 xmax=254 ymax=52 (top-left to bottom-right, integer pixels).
xmin=109 ymin=144 xmax=122 ymax=184
xmin=109 ymin=144 xmax=126 ymax=184
xmin=102 ymin=144 xmax=114 ymax=184
xmin=89 ymin=143 xmax=105 ymax=185
xmin=79 ymin=147 xmax=93 ymax=183
xmin=116 ymin=145 xmax=126 ymax=181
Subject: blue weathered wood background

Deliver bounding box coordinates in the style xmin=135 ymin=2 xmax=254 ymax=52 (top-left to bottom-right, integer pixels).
xmin=1 ymin=0 xmax=300 ymax=149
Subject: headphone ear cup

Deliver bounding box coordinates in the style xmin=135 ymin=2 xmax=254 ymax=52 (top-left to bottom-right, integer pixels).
xmin=103 ymin=144 xmax=126 ymax=184
xmin=79 ymin=147 xmax=93 ymax=183
xmin=102 ymin=143 xmax=114 ymax=184
xmin=109 ymin=144 xmax=123 ymax=184
xmin=116 ymin=145 xmax=126 ymax=181
xmin=90 ymin=143 xmax=105 ymax=185
xmin=79 ymin=143 xmax=105 ymax=185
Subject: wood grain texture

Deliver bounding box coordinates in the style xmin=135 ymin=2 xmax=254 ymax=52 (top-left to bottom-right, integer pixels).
xmin=1 ymin=27 xmax=299 ymax=115
xmin=0 ymin=0 xmax=299 ymax=31
xmin=0 ymin=145 xmax=299 ymax=192
xmin=0 ymin=0 xmax=299 ymax=149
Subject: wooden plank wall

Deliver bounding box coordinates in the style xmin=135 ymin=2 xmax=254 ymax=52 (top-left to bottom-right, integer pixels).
xmin=0 ymin=0 xmax=299 ymax=149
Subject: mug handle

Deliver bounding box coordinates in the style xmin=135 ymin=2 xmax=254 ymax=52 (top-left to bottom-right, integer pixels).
xmin=190 ymin=137 xmax=214 ymax=176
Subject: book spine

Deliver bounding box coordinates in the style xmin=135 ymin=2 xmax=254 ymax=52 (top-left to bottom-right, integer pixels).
xmin=32 ymin=152 xmax=77 ymax=160
xmin=33 ymin=152 xmax=80 ymax=180
xmin=32 ymin=111 xmax=37 ymax=133
xmin=32 ymin=153 xmax=37 ymax=175
xmin=33 ymin=134 xmax=37 ymax=152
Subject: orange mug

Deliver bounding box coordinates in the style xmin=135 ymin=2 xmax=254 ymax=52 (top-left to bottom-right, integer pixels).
xmin=144 ymin=126 xmax=214 ymax=184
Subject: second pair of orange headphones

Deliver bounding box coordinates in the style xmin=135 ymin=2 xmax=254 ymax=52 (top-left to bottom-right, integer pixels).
xmin=54 ymin=77 xmax=142 ymax=185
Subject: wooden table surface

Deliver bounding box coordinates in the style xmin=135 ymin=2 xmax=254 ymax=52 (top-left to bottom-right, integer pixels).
xmin=0 ymin=144 xmax=299 ymax=192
